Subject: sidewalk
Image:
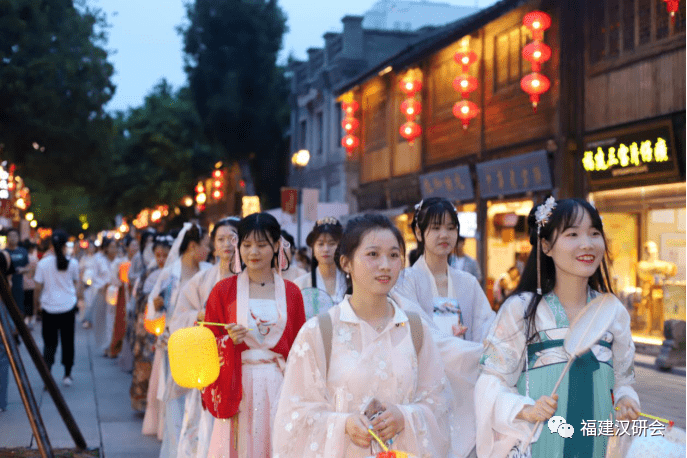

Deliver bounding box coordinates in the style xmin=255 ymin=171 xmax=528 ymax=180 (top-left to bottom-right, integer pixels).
xmin=0 ymin=323 xmax=160 ymax=458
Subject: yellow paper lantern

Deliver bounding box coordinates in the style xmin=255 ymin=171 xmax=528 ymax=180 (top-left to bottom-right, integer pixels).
xmin=144 ymin=305 xmax=166 ymax=336
xmin=168 ymin=326 xmax=220 ymax=389
xmin=106 ymin=285 xmax=119 ymax=306
xmin=119 ymin=261 xmax=131 ymax=284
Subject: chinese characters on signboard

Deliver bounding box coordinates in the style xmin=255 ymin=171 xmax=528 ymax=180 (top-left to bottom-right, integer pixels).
xmin=419 ymin=165 xmax=474 ymax=201
xmin=476 ymin=150 xmax=552 ymax=199
xmin=583 ymin=122 xmax=679 ymax=190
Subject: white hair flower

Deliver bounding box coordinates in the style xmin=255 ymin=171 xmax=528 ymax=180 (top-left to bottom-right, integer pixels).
xmin=535 ymin=196 xmax=557 ymax=227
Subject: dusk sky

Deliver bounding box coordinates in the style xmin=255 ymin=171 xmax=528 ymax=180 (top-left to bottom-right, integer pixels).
xmin=93 ymin=0 xmax=495 ymax=112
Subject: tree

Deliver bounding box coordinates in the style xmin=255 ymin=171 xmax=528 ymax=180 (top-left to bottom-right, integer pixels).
xmin=181 ymin=0 xmax=291 ymax=207
xmin=0 ymin=0 xmax=115 ymax=189
xmin=102 ymin=80 xmax=222 ymax=218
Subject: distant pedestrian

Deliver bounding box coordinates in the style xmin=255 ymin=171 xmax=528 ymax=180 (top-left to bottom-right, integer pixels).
xmin=450 ymin=235 xmax=482 ymax=282
xmin=6 ymin=229 xmax=29 ymax=321
xmin=22 ymin=240 xmax=39 ymax=325
xmin=33 ymin=230 xmax=84 ymax=387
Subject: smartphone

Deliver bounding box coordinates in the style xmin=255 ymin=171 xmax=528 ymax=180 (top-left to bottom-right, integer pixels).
xmin=362 ymin=397 xmax=385 ymax=422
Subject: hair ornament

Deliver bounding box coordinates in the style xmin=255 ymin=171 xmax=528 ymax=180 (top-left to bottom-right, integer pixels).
xmin=231 ymin=233 xmax=241 ymax=274
xmin=414 ymin=199 xmax=424 ymax=219
xmin=315 ymin=216 xmax=340 ymax=227
xmin=535 ymin=196 xmax=557 ymax=295
xmin=278 ymin=236 xmax=290 ymax=275
xmin=535 ymin=196 xmax=557 ymax=228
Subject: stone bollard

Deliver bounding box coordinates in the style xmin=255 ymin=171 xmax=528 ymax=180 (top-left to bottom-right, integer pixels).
xmin=656 ymin=319 xmax=686 ymax=371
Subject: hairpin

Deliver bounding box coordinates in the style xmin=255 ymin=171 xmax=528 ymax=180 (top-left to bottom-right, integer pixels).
xmin=315 ymin=216 xmax=340 ymax=226
xmin=535 ymin=196 xmax=557 ymax=295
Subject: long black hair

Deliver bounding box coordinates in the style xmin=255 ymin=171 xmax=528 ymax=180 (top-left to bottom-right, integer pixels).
xmin=237 ymin=213 xmax=286 ymax=271
xmin=513 ymin=198 xmax=614 ymax=344
xmin=179 ymin=224 xmax=205 ymax=255
xmin=306 ymin=218 xmax=343 ymax=288
xmin=51 ymin=230 xmax=69 ymax=271
xmin=336 ymin=214 xmax=405 ymax=294
xmin=410 ymin=197 xmax=460 ymax=265
xmin=140 ymin=229 xmax=157 ymax=255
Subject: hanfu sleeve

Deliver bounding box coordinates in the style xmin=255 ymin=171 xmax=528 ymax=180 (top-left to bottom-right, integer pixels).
xmin=145 ymin=268 xmax=169 ymax=321
xmin=169 ymin=274 xmax=203 ymax=333
xmin=610 ymin=301 xmax=640 ymax=408
xmin=392 ymin=268 xmax=420 ymax=305
xmin=475 ymin=294 xmax=540 ymax=458
xmin=272 ymin=317 xmax=351 ymax=458
xmin=395 ymin=320 xmax=452 ymax=458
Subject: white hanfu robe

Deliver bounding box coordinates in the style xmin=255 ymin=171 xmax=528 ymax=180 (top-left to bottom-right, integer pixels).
xmin=169 ymin=264 xmax=227 ymax=458
xmin=475 ymin=292 xmax=640 ymax=458
xmin=393 ymin=255 xmax=495 ymax=458
xmin=144 ymin=260 xmax=210 ymax=458
xmin=393 ymin=255 xmax=494 ymax=342
xmin=273 ymin=297 xmax=452 ymax=458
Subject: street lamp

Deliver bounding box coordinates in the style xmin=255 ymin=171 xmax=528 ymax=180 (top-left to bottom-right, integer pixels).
xmin=291 ymin=149 xmax=311 ymax=248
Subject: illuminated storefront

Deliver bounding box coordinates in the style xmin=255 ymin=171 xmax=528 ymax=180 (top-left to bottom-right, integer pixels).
xmin=584 ymin=119 xmax=686 ymax=342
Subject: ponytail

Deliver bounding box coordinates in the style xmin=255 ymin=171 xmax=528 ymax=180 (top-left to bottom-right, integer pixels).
xmin=51 ymin=230 xmax=69 ymax=271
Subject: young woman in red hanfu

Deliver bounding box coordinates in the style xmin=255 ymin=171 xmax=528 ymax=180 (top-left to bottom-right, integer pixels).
xmin=201 ymin=212 xmax=306 ymax=458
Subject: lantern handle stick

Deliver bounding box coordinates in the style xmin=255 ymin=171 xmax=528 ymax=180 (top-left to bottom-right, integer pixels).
xmin=196 ymin=321 xmax=254 ymax=331
xmin=367 ymin=428 xmax=389 ymax=452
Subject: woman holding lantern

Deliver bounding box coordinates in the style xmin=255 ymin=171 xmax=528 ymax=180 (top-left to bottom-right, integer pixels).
xmin=142 ymin=224 xmax=211 ymax=458
xmin=170 ymin=217 xmax=241 ymax=458
xmin=200 ymin=212 xmax=306 ymax=458
xmin=131 ymin=234 xmax=170 ymax=414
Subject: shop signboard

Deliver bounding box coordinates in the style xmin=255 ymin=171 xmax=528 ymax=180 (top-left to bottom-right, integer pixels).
xmin=583 ymin=120 xmax=680 ymax=190
xmin=419 ymin=165 xmax=474 ymax=201
xmin=476 ymin=150 xmax=552 ymax=199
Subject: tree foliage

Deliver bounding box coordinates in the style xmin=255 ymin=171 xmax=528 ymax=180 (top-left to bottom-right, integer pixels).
xmin=103 ymin=80 xmax=222 ymax=217
xmin=0 ymin=0 xmax=115 ymax=189
xmin=181 ymin=0 xmax=291 ymax=207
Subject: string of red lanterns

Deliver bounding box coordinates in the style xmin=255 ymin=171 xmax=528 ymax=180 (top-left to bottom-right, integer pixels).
xmin=399 ymin=70 xmax=422 ymax=144
xmin=452 ymin=43 xmax=479 ymax=130
xmin=341 ymin=97 xmax=360 ymax=157
xmin=521 ymin=11 xmax=552 ymax=112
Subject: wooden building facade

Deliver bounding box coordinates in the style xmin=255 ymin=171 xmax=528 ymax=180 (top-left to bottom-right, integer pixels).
xmin=335 ymin=0 xmax=686 ymax=318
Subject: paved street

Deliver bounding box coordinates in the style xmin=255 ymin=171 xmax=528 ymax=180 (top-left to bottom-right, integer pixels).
xmin=0 ymin=324 xmax=160 ymax=457
xmin=0 ymin=322 xmax=684 ymax=456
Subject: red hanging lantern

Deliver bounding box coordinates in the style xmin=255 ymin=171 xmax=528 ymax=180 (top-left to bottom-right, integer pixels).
xmin=400 ymin=98 xmax=422 ymax=121
xmin=523 ymin=11 xmax=552 ymax=40
xmin=452 ymin=75 xmax=479 ymax=99
xmin=665 ymin=0 xmax=679 ymax=22
xmin=452 ymin=100 xmax=479 ymax=130
xmin=342 ymin=100 xmax=359 ymax=115
xmin=520 ymin=72 xmax=551 ymax=112
xmin=399 ymin=121 xmax=422 ymax=143
xmin=341 ymin=134 xmax=359 ymax=153
xmin=399 ymin=78 xmax=422 ymax=96
xmin=342 ymin=117 xmax=359 ymax=133
xmin=454 ymin=50 xmax=478 ymax=73
xmin=522 ymin=41 xmax=551 ymax=72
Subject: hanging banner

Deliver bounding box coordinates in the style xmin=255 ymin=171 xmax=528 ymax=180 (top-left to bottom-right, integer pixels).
xmin=302 ymin=188 xmax=320 ymax=221
xmin=280 ymin=188 xmax=298 ymax=215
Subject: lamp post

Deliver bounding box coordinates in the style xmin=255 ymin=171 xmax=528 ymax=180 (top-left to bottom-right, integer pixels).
xmin=291 ymin=149 xmax=311 ymax=249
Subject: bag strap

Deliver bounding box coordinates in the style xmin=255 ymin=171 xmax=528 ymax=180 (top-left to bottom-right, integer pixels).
xmin=318 ymin=312 xmax=333 ymax=375
xmin=406 ymin=311 xmax=424 ymax=356
xmin=318 ymin=310 xmax=424 ymax=375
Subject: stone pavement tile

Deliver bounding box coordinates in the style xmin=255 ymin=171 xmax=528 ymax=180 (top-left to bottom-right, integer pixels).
xmin=100 ymin=421 xmax=160 ymax=458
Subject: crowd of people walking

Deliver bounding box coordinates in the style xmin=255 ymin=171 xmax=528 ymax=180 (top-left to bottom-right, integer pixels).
xmin=2 ymin=196 xmax=660 ymax=457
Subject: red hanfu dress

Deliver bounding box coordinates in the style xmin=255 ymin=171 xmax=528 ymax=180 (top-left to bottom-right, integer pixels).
xmin=201 ymin=271 xmax=306 ymax=458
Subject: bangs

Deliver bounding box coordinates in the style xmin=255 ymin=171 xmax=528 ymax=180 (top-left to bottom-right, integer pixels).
xmin=424 ymin=203 xmax=459 ymax=227
xmin=242 ymin=228 xmax=272 ymax=244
